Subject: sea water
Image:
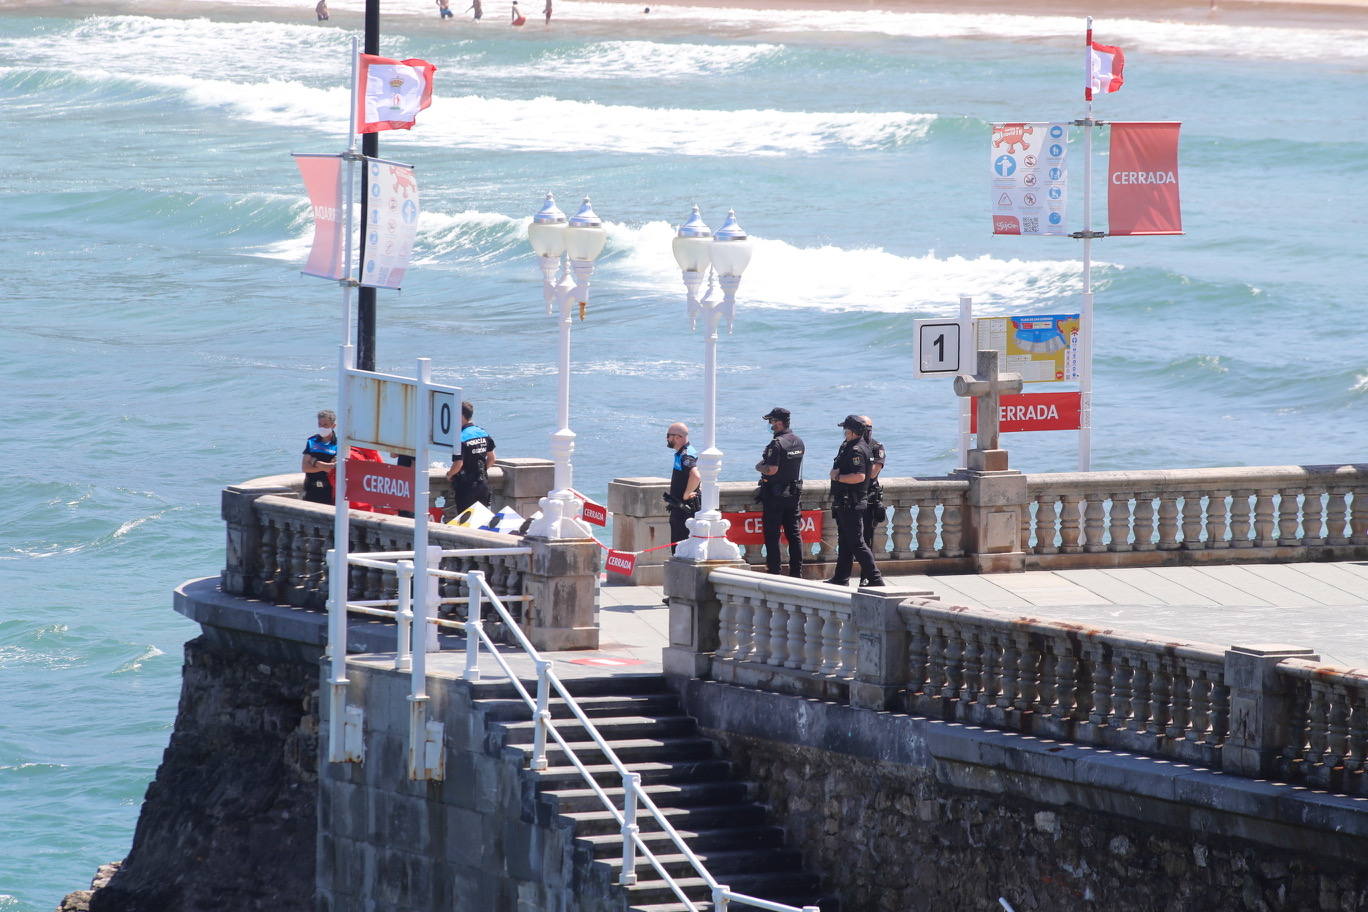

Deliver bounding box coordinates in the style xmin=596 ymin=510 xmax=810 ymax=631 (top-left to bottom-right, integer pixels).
xmin=1 ymin=2 xmax=1365 ymax=905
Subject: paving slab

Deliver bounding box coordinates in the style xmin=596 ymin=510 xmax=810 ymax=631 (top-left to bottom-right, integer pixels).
xmin=978 ymin=571 xmax=1113 ymax=607
xmin=1284 ymin=561 xmax=1368 ymax=600
xmin=917 ymin=573 xmax=1030 ymax=609
xmin=1154 ymin=565 xmax=1273 ymax=607
xmin=1096 ymin=567 xmax=1218 ymax=606
xmin=1200 ymin=564 xmax=1319 ymax=607
xmin=1052 ymin=568 xmax=1166 ymax=605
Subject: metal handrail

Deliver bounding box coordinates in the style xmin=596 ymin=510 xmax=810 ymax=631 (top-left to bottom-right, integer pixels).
xmin=461 ymin=569 xmax=819 ymax=912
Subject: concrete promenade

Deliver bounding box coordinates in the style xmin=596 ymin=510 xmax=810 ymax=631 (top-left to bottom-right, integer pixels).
xmin=589 ymin=560 xmax=1368 ymax=671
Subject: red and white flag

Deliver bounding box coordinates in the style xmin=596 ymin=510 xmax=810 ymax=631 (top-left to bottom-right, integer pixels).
xmin=356 ymin=54 xmax=436 ymax=134
xmin=1087 ymin=33 xmax=1125 ymax=100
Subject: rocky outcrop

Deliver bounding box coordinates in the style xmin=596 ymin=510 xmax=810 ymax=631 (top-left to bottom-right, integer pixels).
xmin=84 ymin=631 xmax=320 ymax=912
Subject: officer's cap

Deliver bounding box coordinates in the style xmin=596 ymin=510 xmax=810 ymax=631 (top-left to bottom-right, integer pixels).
xmin=839 ymin=414 xmax=869 ymax=432
xmin=762 ymin=407 xmax=790 ymax=422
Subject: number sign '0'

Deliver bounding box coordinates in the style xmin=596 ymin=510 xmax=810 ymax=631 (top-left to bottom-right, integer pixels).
xmin=914 ymin=319 xmax=964 ymax=377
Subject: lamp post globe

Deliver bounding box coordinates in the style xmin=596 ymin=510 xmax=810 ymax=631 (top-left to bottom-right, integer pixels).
xmin=708 ymin=209 xmax=752 ymax=279
xmin=566 ymin=197 xmax=607 ymax=263
xmin=528 ymin=192 xmax=568 ymax=259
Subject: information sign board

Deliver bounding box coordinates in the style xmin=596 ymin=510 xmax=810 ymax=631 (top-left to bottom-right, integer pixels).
xmin=973 ymin=313 xmax=1080 ymax=383
xmin=990 ymin=122 xmax=1070 ymax=236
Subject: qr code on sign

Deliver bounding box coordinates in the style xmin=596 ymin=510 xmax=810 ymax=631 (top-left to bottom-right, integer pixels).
xmin=1022 ymin=217 xmax=1040 ymax=233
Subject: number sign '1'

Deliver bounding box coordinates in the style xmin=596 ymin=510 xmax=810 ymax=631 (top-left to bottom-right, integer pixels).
xmin=914 ymin=319 xmax=964 ymax=378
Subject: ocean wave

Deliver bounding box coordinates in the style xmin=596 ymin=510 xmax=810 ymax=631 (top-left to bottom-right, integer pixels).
xmin=530 ymin=40 xmax=784 ymax=78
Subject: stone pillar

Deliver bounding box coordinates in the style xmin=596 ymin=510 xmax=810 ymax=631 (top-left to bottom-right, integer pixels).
xmin=661 ymin=556 xmax=746 ymax=679
xmin=849 ymin=588 xmax=936 ymax=711
xmin=492 ymin=457 xmax=555 ymax=518
xmin=607 ymin=477 xmax=672 ymax=586
xmin=961 ymin=469 xmax=1029 ymax=573
xmin=221 ymin=474 xmax=299 ymax=596
xmin=521 ymin=536 xmax=601 ymax=651
xmin=1223 ymin=643 xmax=1320 ymax=777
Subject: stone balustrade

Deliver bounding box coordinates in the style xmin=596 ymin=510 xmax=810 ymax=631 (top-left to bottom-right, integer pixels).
xmin=664 ymin=559 xmax=1368 ymax=797
xmin=220 ymin=461 xmax=599 ymax=650
xmin=1024 ymin=465 xmax=1368 ymax=566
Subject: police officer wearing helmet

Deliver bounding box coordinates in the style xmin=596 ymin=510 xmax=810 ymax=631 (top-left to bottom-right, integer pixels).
xmin=755 ymin=407 xmax=805 ymax=577
xmin=825 ymin=414 xmax=884 ymax=588
xmin=858 ymin=415 xmax=887 ymax=578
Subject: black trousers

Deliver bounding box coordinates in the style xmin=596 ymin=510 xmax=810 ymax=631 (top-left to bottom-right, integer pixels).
xmin=452 ymin=479 xmax=491 ymax=514
xmin=862 ymin=500 xmax=885 ymax=550
xmin=833 ymin=506 xmax=880 ymax=583
xmin=668 ymin=504 xmax=699 ymax=552
xmin=761 ymin=496 xmax=803 ymax=576
xmin=303 ymin=471 xmax=334 ymax=504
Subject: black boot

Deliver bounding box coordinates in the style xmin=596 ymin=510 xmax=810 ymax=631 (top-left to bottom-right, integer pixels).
xmin=822 ymin=576 xmax=850 ymax=586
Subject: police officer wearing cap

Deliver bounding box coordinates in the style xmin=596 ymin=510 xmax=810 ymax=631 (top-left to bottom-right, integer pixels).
xmin=755 ymin=407 xmax=805 ymax=577
xmin=858 ymin=415 xmax=887 ymax=577
xmin=825 ymin=414 xmax=884 ymax=587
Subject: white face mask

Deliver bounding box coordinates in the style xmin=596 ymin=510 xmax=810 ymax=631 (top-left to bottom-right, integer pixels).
xmin=317 ymin=426 xmax=334 ymax=438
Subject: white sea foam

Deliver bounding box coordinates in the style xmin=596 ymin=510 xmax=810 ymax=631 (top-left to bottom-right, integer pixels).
xmin=529 ymin=40 xmax=784 ymax=78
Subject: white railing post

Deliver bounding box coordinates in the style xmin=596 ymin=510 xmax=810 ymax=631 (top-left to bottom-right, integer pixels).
xmin=395 ymin=560 xmax=413 ymax=672
xmin=712 ymin=885 xmax=729 ymax=911
xmin=531 ymin=659 xmax=553 ymax=771
xmin=464 ymin=570 xmax=484 ymax=683
xmin=620 ymin=771 xmax=641 ymax=886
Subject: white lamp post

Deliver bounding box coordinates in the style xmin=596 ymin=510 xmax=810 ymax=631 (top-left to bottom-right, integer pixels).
xmin=672 ymin=206 xmax=752 ymax=562
xmin=524 ymin=193 xmax=607 ymax=539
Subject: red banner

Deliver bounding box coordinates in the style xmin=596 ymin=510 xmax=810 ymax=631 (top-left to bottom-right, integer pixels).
xmin=604 ymin=550 xmax=637 ymax=576
xmin=295 ymin=155 xmax=345 ymax=280
xmin=971 ymin=392 xmax=1082 ymax=434
xmin=344 ymin=459 xmax=417 ymax=512
xmin=581 ymin=500 xmax=608 ymax=526
xmin=721 ymin=510 xmax=824 ymax=546
xmin=1108 ymin=122 xmax=1183 ymax=236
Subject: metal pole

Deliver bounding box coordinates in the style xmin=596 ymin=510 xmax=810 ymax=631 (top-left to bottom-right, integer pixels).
xmin=327 ymin=343 xmax=355 ymax=763
xmin=620 ymin=772 xmax=640 ymax=885
xmin=395 ymin=560 xmax=412 ymax=672
xmin=1079 ymin=18 xmax=1095 ymax=472
xmin=957 ymin=294 xmax=973 ymax=467
xmin=531 ymin=659 xmax=552 ymax=771
xmin=342 ymin=38 xmax=359 ymax=344
xmin=464 ymin=570 xmax=484 ymax=682
xmin=356 ymin=0 xmax=380 ymax=371
xmin=701 ymin=306 xmax=720 ymax=514
xmin=555 ymin=279 xmax=574 ymax=493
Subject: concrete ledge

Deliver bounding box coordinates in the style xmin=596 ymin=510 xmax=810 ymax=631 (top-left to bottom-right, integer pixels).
xmin=681 ymin=679 xmax=1368 ymax=862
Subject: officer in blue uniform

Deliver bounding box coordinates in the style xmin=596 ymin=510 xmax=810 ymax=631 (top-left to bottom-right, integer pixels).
xmin=664 ymin=421 xmax=701 ymax=551
xmin=445 ymin=400 xmax=496 ymax=513
xmin=824 ymin=415 xmax=884 ymax=588
xmin=755 ymin=407 xmax=805 ymax=576
xmin=301 ymin=409 xmax=338 ymax=504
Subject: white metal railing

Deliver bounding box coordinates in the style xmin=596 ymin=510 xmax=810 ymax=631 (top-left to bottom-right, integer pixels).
xmin=459 ymin=568 xmax=819 ymax=912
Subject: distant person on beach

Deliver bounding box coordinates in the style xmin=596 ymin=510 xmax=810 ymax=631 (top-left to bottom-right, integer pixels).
xmin=465 ymin=0 xmax=483 ymax=19
xmin=543 ymin=0 xmax=552 ymax=23
xmin=315 ymin=0 xmax=328 ymax=21
xmin=511 ymin=1 xmax=526 ymax=25
xmin=301 ymin=410 xmax=338 ymax=504
xmin=664 ymin=422 xmax=701 ymax=551
xmin=437 ymin=0 xmax=454 ymax=18
xmin=643 ymin=6 xmax=650 ymax=12
xmin=445 ymin=401 xmax=497 ymax=513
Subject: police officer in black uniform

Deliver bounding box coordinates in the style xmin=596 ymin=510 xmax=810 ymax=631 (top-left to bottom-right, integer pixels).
xmin=858 ymin=415 xmax=887 ymax=577
xmin=445 ymin=400 xmax=496 ymax=514
xmin=824 ymin=414 xmax=884 ymax=588
xmin=664 ymin=421 xmax=701 ymax=551
xmin=754 ymin=407 xmax=805 ymax=576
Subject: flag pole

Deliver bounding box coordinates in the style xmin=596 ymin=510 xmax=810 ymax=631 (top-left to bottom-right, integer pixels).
xmin=1078 ymin=16 xmax=1096 ymax=472
xmin=356 ymin=0 xmax=381 ymax=372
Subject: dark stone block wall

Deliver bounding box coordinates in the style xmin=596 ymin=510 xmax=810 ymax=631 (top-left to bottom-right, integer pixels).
xmin=86 ymin=630 xmax=320 ymax=912
xmin=711 ymin=730 xmax=1368 ymax=912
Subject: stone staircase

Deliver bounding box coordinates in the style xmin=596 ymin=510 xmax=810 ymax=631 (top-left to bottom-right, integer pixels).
xmin=474 ymin=675 xmax=836 ymax=912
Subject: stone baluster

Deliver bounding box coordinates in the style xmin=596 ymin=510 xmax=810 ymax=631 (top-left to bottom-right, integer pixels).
xmin=1034 ymin=638 xmax=1059 ymax=719
xmin=1277 ymin=489 xmax=1302 ymax=547
xmin=1209 ymin=674 xmax=1232 ymax=743
xmin=742 ymin=542 xmax=764 ymax=566
xmin=915 ymin=499 xmax=939 ymax=558
xmin=1156 ymin=494 xmax=1181 ymax=550
xmin=1088 ymin=646 xmax=1112 ymax=727
xmin=1166 ymin=666 xmax=1193 ymax=741
xmin=304 ymin=527 xmax=328 ymax=606
xmin=749 ymin=598 xmax=772 ymax=666
xmin=1228 ymin=491 xmax=1253 ymax=548
xmin=730 ymin=594 xmax=756 ymax=662
xmin=1082 ymin=495 xmax=1107 ymax=553
xmin=924 ymin=623 xmax=948 ymax=701
xmin=837 ymin=613 xmax=858 ymax=678
xmin=905 ymin=615 xmax=930 ymax=694
xmin=996 ymin=632 xmax=1019 ymax=711
xmin=1034 ymin=494 xmax=1059 ymax=555
xmin=1107 ymin=494 xmax=1132 ymax=553
xmin=1351 ymin=492 xmax=1368 ymax=546
xmin=800 ymin=605 xmax=823 ymax=672
xmin=817 ymin=606 xmax=841 ymax=675
xmin=783 ymin=601 xmax=806 ymax=670
xmin=978 ymin=631 xmax=1002 ymax=707
xmin=1349 ymin=693 xmax=1368 ymax=778
xmin=941 ymin=627 xmax=964 ymax=702
xmin=1306 ymin=685 xmax=1331 ymax=768
xmin=1110 ymin=655 xmax=1134 ymax=729
xmin=889 ymin=501 xmax=915 ymax=560
xmin=1146 ymin=657 xmax=1171 ymax=737
xmin=1132 ymin=493 xmax=1157 ymax=552
xmin=1325 ymin=684 xmax=1351 ymax=773
xmin=1180 ymin=495 xmax=1205 ymax=550
xmin=1326 ymin=489 xmax=1350 ymax=546
xmin=288 ymin=519 xmax=312 ymax=607
xmin=1013 ymin=630 xmax=1039 ymax=713
xmin=1058 ymin=494 xmax=1083 ymax=554
xmin=767 ymin=600 xmax=789 ymax=668
xmin=818 ymin=513 xmax=838 ymax=562
xmin=715 ymin=594 xmax=738 ymax=660
xmin=1053 ymin=640 xmax=1080 ymax=720
xmin=941 ymin=499 xmax=965 ymax=558
xmin=958 ymin=625 xmax=983 ymax=704
xmin=1302 ymin=489 xmax=1326 ymax=547
xmin=1187 ymin=672 xmax=1211 ymax=744
xmin=1019 ymin=502 xmax=1034 ymax=555
xmin=257 ymin=518 xmax=281 ymax=600
xmin=1253 ymin=491 xmax=1278 ymax=548
xmin=274 ymin=519 xmax=296 ymax=602
xmin=1207 ymin=491 xmax=1230 ymax=550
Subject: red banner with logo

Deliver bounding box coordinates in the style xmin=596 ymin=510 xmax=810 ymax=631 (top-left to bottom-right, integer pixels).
xmin=970 ymin=391 xmax=1082 ymax=434
xmin=1108 ymin=122 xmax=1183 ymax=236
xmin=721 ymin=510 xmax=824 ymax=546
xmin=344 ymin=458 xmax=417 ymax=512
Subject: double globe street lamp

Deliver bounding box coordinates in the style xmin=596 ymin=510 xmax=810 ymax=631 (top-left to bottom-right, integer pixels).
xmin=524 ymin=193 xmax=607 ymax=539
xmin=670 ymin=205 xmax=753 ymax=562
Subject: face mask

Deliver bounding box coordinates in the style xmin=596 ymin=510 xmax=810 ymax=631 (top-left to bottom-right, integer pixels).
xmin=317 ymin=426 xmax=334 ymax=438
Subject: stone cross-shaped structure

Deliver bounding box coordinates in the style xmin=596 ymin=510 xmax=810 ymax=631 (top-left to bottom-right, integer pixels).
xmin=954 ymin=349 xmax=1023 ymax=458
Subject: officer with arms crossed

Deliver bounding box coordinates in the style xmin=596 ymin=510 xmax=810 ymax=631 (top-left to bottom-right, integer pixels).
xmin=664 ymin=422 xmax=701 ymax=552
xmin=858 ymin=415 xmax=887 ymax=581
xmin=755 ymin=407 xmax=805 ymax=577
xmin=445 ymin=400 xmax=496 ymax=513
xmin=301 ymin=409 xmax=339 ymax=504
xmin=825 ymin=415 xmax=884 ymax=588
